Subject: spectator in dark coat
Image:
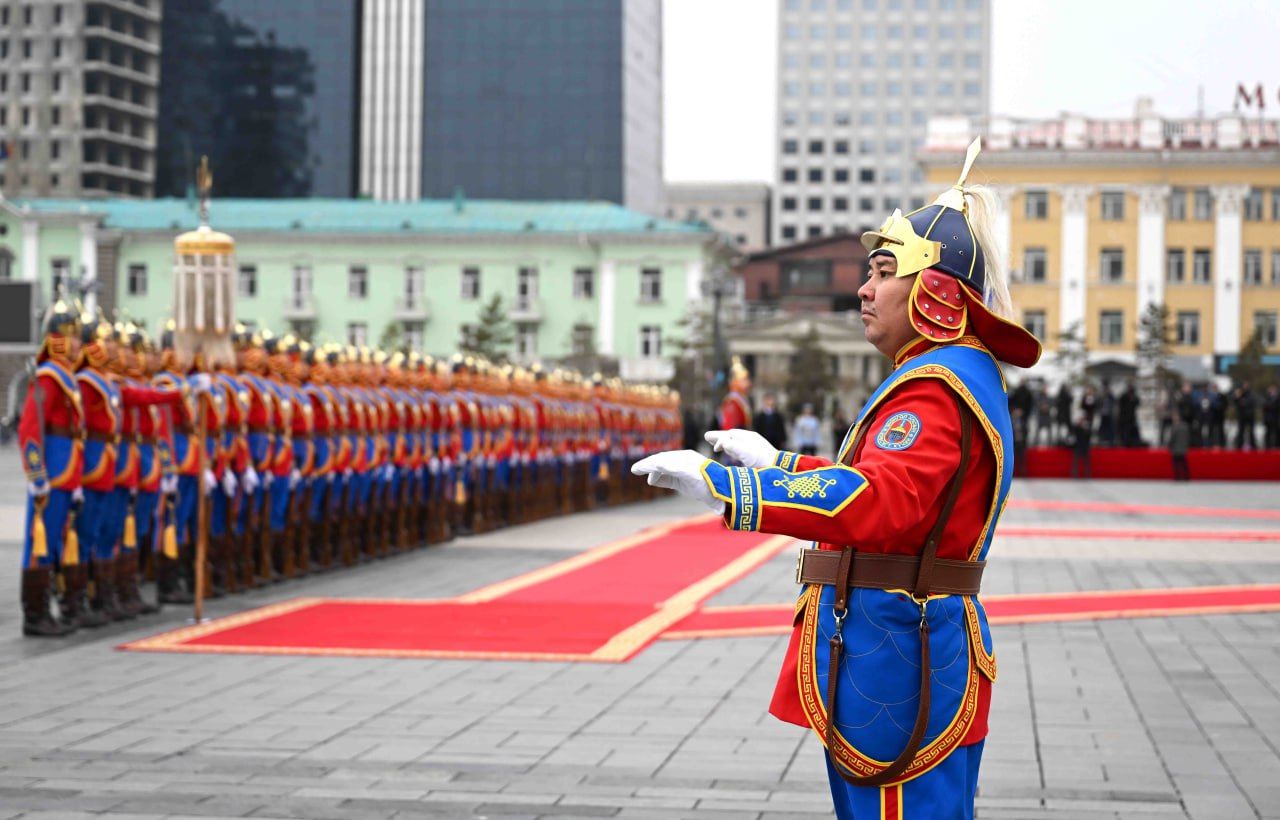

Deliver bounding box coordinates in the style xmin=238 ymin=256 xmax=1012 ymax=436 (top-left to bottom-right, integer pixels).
xmin=1070 ymin=414 xmax=1092 ymax=479
xmin=1264 ymin=385 xmax=1280 ymax=449
xmin=1170 ymin=417 xmax=1191 ymax=481
xmin=830 ymin=406 xmax=849 ymax=456
xmin=1054 ymin=384 xmax=1073 ymax=443
xmin=753 ymin=393 xmax=788 ymax=450
xmin=1033 ymin=384 xmax=1054 ymax=446
xmin=1177 ymin=383 xmax=1201 ymax=446
xmin=1118 ymin=381 xmax=1140 ymax=446
xmin=1233 ymin=382 xmax=1258 ymax=451
xmin=1205 ymin=385 xmax=1226 ymax=448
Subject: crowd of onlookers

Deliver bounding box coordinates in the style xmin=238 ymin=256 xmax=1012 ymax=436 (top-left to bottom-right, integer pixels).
xmin=1008 ymin=378 xmax=1280 ymax=480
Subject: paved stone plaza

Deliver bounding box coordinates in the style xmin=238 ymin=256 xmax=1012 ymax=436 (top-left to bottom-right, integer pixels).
xmin=2 ymin=467 xmax=1279 ymax=819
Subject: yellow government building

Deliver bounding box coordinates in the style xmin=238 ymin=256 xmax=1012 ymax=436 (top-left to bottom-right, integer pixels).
xmin=922 ymin=100 xmax=1280 ymax=382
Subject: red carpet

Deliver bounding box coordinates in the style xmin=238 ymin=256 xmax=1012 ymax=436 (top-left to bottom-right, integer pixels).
xmin=122 ymin=516 xmax=792 ymax=662
xmin=1024 ymin=447 xmax=1280 ymax=480
xmin=662 ymin=584 xmax=1280 ymax=640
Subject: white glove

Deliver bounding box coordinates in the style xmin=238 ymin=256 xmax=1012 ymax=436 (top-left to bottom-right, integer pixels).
xmin=189 ymin=373 xmax=213 ymax=392
xmin=242 ymin=465 xmax=260 ymax=494
xmin=72 ymin=487 xmax=84 ymax=504
xmin=429 ymin=457 xmax=440 ymax=475
xmin=202 ymin=469 xmax=217 ymax=495
xmin=441 ymin=457 xmax=453 ymax=471
xmin=383 ymin=464 xmax=395 ymax=481
xmin=343 ymin=468 xmax=353 ymax=479
xmin=263 ymin=470 xmax=274 ymax=488
xmin=28 ymin=479 xmax=50 ymax=498
xmin=631 ymin=450 xmax=724 ymax=513
xmin=221 ymin=470 xmax=237 ymax=498
xmin=161 ymin=475 xmax=178 ymax=496
xmin=289 ymin=468 xmax=302 ymax=491
xmin=705 ymin=429 xmax=779 ymax=469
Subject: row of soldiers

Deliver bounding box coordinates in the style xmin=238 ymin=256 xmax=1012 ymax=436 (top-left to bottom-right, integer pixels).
xmin=18 ymin=302 xmax=681 ymax=637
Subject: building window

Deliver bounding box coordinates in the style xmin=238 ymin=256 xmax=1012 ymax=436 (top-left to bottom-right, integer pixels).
xmin=515 ymin=324 xmax=537 ymax=358
xmin=782 ymin=197 xmax=797 ymax=212
xmin=403 ymin=265 xmax=424 ymax=307
xmin=807 ymin=226 xmax=822 ymax=238
xmin=1193 ymin=188 xmax=1213 ymax=220
xmin=573 ymin=267 xmax=594 ymax=299
xmin=1244 ymin=249 xmax=1264 ymax=285
xmin=126 ymin=263 xmax=146 ymax=296
xmin=1099 ymin=310 xmax=1124 ymax=346
xmin=291 ymin=264 xmax=312 ymax=302
xmin=1255 ymin=311 xmax=1278 ymax=347
xmin=1244 ymin=188 xmax=1265 ymax=221
xmin=1023 ymin=310 xmax=1047 ymax=341
xmin=1166 ymin=249 xmax=1185 ymax=283
xmin=783 ymin=259 xmax=833 ymax=291
xmin=640 ymin=267 xmax=662 ymax=303
xmin=782 ymin=168 xmax=797 ymax=183
xmin=1167 ymin=188 xmax=1187 ymax=221
xmin=237 ymin=264 xmax=257 ymax=298
xmin=571 ymin=323 xmax=594 ymax=356
xmin=347 ymin=322 xmax=368 ymax=346
xmin=403 ymin=321 xmax=424 ymax=351
xmin=1022 ymin=247 xmax=1047 ymax=282
xmin=807 ymin=168 xmax=823 ymax=183
xmin=781 ymin=226 xmax=797 ymax=240
xmin=50 ymin=257 xmax=72 ymax=295
xmin=1192 ymin=249 xmax=1212 ymax=284
xmin=460 ymin=266 xmax=480 ymax=300
xmin=782 ymin=139 xmax=798 ymax=155
xmin=639 ymin=325 xmax=662 ymax=358
xmin=1272 ymin=188 xmax=1280 ymax=221
xmin=1273 ymin=249 xmax=1280 ymax=285
xmin=833 ymin=197 xmax=849 ymax=212
xmin=807 ymin=196 xmax=823 ymax=211
xmin=858 ymin=168 xmax=875 ymax=183
xmin=347 ymin=265 xmax=368 ymax=299
xmin=1100 ymin=191 xmax=1125 ymax=221
xmin=1099 ymin=248 xmax=1125 ymax=283
xmin=1024 ymin=190 xmax=1048 ymax=219
xmin=516 ymin=266 xmax=538 ymax=309
xmin=808 ymin=140 xmax=824 ymax=155
xmin=834 ymin=169 xmax=849 ymax=183
xmin=1175 ymin=311 xmax=1200 ymax=346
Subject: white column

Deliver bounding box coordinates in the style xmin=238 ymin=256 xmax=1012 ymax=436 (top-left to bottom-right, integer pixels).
xmin=598 ymin=259 xmax=617 ymax=355
xmin=79 ymin=219 xmax=98 ymax=313
xmin=1057 ymin=186 xmax=1091 ymax=335
xmin=1135 ymin=185 xmax=1169 ymax=317
xmin=1212 ymin=185 xmax=1248 ymax=356
xmin=21 ymin=219 xmax=38 ymax=282
xmin=684 ymin=256 xmax=704 ymax=306
xmin=990 ymin=185 xmax=1016 ymax=273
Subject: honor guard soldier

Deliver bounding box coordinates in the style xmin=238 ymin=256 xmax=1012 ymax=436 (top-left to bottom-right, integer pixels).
xmin=303 ymin=343 xmax=337 ymax=568
xmin=284 ymin=337 xmax=315 ymax=573
xmin=635 ymin=141 xmax=1041 ymax=819
xmin=116 ymin=325 xmax=163 ymax=616
xmin=717 ymin=358 xmax=753 ymax=431
xmin=261 ymin=332 xmax=297 ymax=578
xmin=77 ymin=314 xmax=187 ymax=623
xmin=234 ymin=326 xmax=273 ymax=586
xmin=211 ymin=340 xmax=249 ymax=594
xmin=18 ymin=301 xmax=84 ymax=636
xmin=153 ymin=325 xmax=199 ymax=603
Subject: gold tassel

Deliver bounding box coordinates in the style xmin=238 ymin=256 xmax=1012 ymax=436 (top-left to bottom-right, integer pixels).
xmin=455 ymin=475 xmax=467 ymax=505
xmin=123 ymin=510 xmax=137 ymax=549
xmin=598 ymin=460 xmax=609 ymax=481
xmin=163 ymin=521 xmax=178 ymax=559
xmin=63 ymin=514 xmax=80 ymax=566
xmin=31 ymin=501 xmax=48 ymax=561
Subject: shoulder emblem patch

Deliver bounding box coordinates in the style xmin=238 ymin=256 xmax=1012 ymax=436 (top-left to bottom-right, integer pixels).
xmin=875 ymin=410 xmax=922 ymax=451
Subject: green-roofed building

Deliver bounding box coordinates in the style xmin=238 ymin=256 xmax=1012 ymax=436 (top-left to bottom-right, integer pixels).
xmin=0 ymin=196 xmax=727 ymax=411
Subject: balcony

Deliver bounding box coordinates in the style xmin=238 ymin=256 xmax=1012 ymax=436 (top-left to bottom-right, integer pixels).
xmin=282 ymin=294 xmax=317 ymax=320
xmin=509 ymin=295 xmax=543 ymax=323
xmin=393 ymin=295 xmax=431 ymax=321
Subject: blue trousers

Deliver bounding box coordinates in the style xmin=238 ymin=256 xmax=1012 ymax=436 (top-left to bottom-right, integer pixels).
xmin=79 ymin=488 xmax=115 ymax=562
xmin=177 ymin=475 xmax=198 ymax=546
xmin=826 ymin=740 xmax=983 ymax=820
xmin=135 ymin=489 xmax=159 ymax=553
xmin=22 ymin=488 xmax=73 ymax=568
xmin=269 ymin=478 xmax=290 ymax=533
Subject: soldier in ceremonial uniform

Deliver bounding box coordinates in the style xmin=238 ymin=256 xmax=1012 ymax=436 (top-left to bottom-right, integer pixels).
xmin=717 ymin=358 xmax=753 ymax=431
xmin=77 ymin=315 xmax=188 ymax=623
xmin=18 ymin=301 xmax=84 ymax=636
xmin=235 ymin=326 xmax=274 ymax=586
xmin=634 ymin=142 xmax=1040 ymax=819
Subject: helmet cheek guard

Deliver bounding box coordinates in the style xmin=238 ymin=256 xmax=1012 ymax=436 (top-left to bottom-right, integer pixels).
xmin=909 ymin=269 xmax=969 ymax=343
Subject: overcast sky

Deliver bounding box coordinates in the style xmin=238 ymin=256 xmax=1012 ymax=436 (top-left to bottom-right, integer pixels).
xmin=662 ymin=0 xmax=1280 ymax=183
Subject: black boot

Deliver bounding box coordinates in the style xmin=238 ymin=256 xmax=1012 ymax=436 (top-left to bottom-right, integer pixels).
xmin=157 ymin=554 xmax=194 ymax=604
xmin=115 ymin=552 xmax=146 ymax=618
xmin=22 ymin=568 xmax=73 ymax=637
xmin=92 ymin=558 xmax=133 ymax=621
xmin=61 ymin=563 xmax=107 ymax=628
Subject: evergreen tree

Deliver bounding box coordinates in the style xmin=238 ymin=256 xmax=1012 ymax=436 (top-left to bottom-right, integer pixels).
xmin=378 ymin=321 xmax=402 ymax=352
xmin=1053 ymin=321 xmax=1089 ymax=386
xmin=785 ymin=323 xmax=836 ymax=416
xmin=460 ymin=293 xmax=514 ymax=363
xmin=1230 ymin=327 xmax=1275 ymax=389
xmin=1135 ymin=303 xmax=1175 ymax=388
xmin=667 ymin=307 xmax=717 ymax=415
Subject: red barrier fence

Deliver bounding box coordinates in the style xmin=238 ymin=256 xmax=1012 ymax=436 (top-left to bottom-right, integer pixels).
xmin=1023 ymin=447 xmax=1280 ymax=480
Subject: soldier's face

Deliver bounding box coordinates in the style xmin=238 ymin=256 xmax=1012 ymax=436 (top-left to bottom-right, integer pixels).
xmin=858 ymin=254 xmax=914 ymax=357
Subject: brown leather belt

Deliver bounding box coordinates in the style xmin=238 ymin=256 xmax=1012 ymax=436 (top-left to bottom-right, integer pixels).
xmin=795 ymin=548 xmax=983 ymax=596
xmin=137 ymin=436 xmax=157 ymax=447
xmin=249 ymin=424 xmax=273 ymax=434
xmin=47 ymin=424 xmax=81 ymax=440
xmin=86 ymin=430 xmax=118 ymax=443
